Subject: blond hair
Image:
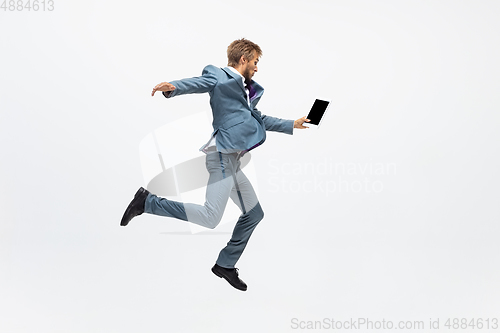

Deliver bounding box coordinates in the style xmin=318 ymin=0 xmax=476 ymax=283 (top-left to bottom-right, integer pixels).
xmin=227 ymin=38 xmax=262 ymax=67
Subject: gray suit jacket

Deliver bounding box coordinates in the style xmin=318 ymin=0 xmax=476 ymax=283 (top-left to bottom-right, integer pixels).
xmin=163 ymin=65 xmax=294 ymax=153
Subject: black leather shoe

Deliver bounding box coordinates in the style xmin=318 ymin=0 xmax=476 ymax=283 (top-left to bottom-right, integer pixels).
xmin=211 ymin=264 xmax=247 ymax=291
xmin=120 ymin=187 xmax=150 ymax=226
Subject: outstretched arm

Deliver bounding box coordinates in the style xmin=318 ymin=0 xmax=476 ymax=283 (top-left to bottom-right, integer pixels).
xmin=151 ymin=65 xmax=219 ymax=98
xmin=259 ymin=112 xmax=310 ymax=135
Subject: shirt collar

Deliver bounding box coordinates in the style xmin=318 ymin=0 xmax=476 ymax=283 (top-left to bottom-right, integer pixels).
xmin=228 ymin=66 xmax=244 ymax=81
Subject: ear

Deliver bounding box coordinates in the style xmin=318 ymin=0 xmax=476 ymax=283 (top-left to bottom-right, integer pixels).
xmin=239 ymin=55 xmax=247 ymax=65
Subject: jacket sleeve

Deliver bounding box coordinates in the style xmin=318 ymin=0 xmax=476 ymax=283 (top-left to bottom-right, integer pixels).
xmin=260 ymin=112 xmax=295 ymax=135
xmin=162 ymin=65 xmax=218 ymax=98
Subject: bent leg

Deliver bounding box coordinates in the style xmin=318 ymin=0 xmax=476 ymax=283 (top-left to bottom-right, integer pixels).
xmin=144 ymin=152 xmax=238 ymax=229
xmin=145 ymin=194 xmax=188 ymax=221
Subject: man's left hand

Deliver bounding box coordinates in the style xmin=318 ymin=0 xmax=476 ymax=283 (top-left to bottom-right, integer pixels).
xmin=294 ymin=116 xmax=310 ymax=129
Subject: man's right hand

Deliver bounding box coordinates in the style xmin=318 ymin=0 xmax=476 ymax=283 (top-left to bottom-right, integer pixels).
xmin=152 ymin=82 xmax=176 ymax=96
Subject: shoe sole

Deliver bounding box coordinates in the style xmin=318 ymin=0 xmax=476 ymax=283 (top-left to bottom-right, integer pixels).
xmin=120 ymin=187 xmax=147 ymax=226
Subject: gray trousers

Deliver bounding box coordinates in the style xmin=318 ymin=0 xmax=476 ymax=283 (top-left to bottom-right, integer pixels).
xmin=144 ymin=151 xmax=264 ymax=268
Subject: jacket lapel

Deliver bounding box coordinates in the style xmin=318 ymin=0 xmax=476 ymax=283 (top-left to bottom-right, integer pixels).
xmin=222 ymin=66 xmax=264 ymax=108
xmin=222 ymin=67 xmax=247 ymax=96
xmin=248 ymin=81 xmax=264 ymax=108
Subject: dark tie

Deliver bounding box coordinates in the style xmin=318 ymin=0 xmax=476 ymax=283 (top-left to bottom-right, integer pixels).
xmin=245 ymin=83 xmax=256 ymax=100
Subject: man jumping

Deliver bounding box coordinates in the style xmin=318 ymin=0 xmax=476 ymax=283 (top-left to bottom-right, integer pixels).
xmin=121 ymin=38 xmax=309 ymax=291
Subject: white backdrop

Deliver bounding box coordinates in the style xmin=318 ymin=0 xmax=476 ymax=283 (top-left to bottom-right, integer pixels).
xmin=1 ymin=0 xmax=499 ymax=332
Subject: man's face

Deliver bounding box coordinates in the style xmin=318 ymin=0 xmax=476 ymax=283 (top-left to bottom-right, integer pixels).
xmin=242 ymin=54 xmax=259 ymax=82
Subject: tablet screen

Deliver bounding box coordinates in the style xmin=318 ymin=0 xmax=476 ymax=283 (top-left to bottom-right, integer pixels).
xmin=307 ymin=99 xmax=330 ymax=125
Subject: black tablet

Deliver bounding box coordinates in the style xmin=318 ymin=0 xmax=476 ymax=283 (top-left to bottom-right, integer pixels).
xmin=304 ymin=98 xmax=331 ymax=128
